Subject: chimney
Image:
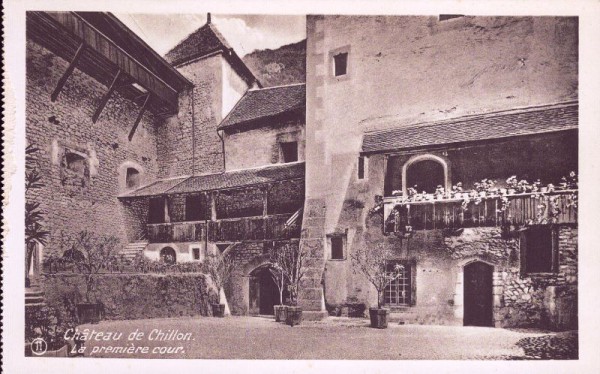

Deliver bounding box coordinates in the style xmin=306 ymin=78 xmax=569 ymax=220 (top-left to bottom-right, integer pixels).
xmin=207 ymin=13 xmax=211 ymax=24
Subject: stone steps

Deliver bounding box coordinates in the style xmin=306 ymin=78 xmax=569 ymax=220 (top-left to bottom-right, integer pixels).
xmin=25 ymin=287 xmax=46 ymax=306
xmin=119 ymin=241 xmax=148 ymax=263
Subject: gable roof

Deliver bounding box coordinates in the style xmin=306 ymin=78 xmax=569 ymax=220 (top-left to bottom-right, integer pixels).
xmin=218 ymin=83 xmax=306 ymax=131
xmin=121 ymin=162 xmax=305 ymax=198
xmin=361 ymin=101 xmax=578 ymax=154
xmin=164 ymin=22 xmax=259 ymax=86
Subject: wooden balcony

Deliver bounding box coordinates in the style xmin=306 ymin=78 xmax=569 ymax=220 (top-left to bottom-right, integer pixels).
xmin=383 ymin=190 xmax=577 ymax=233
xmin=147 ymin=214 xmax=301 ymax=243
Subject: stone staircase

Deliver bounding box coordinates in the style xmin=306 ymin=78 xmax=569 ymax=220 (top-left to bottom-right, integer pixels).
xmin=119 ymin=241 xmax=148 ymax=264
xmin=25 ymin=286 xmax=46 ymax=307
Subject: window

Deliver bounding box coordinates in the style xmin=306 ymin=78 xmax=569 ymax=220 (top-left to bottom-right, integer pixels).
xmin=333 ymin=52 xmax=348 ymax=76
xmin=331 ymin=237 xmax=344 ymax=260
xmin=191 ymin=245 xmax=205 ymax=261
xmin=280 ymin=142 xmax=298 ymax=163
xmin=148 ymin=197 xmax=165 ymax=224
xmin=185 ymin=194 xmax=207 ymax=221
xmin=521 ymin=226 xmax=558 ymax=274
xmin=384 ymin=261 xmax=413 ymax=306
xmin=126 ymin=168 xmax=141 ymax=189
xmin=328 ymin=233 xmax=346 ymax=260
xmin=63 ymin=151 xmax=87 ymax=175
xmin=358 ymin=156 xmax=367 ymax=180
xmin=404 ymin=156 xmax=447 ymax=193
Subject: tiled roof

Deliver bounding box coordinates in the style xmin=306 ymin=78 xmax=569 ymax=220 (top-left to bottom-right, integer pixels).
xmin=121 ymin=176 xmax=189 ymax=198
xmin=165 ymin=23 xmax=232 ymax=66
xmin=164 ymin=22 xmax=258 ymax=85
xmin=121 ymin=162 xmax=304 ymax=198
xmin=218 ymin=84 xmax=305 ymax=131
xmin=361 ymin=102 xmax=578 ymax=154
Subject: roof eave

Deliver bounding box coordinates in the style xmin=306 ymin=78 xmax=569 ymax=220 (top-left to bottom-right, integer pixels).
xmin=218 ymin=107 xmax=305 ymax=132
xmin=360 ymin=127 xmax=578 ymax=156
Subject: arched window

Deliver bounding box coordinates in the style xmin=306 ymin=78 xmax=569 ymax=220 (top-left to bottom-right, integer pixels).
xmin=160 ymin=247 xmax=176 ymax=264
xmin=402 ymin=154 xmax=449 ymax=194
xmin=126 ymin=167 xmax=141 ymax=189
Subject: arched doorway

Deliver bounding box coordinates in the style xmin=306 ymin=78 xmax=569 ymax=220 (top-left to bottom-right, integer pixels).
xmin=463 ymin=261 xmax=493 ymax=326
xmin=249 ymin=265 xmax=288 ymax=315
xmin=160 ymin=247 xmax=176 ymax=264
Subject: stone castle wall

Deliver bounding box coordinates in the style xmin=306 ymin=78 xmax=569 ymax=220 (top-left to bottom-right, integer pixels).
xmin=26 ymin=41 xmax=160 ymax=255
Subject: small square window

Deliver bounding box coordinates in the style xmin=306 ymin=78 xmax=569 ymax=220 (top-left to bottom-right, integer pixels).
xmin=333 ymin=52 xmax=348 ymax=76
xmin=280 ymin=142 xmax=298 ymax=163
xmin=358 ymin=156 xmax=367 ymax=180
xmin=192 ymin=246 xmax=201 ymax=261
xmin=330 ymin=236 xmax=345 ymax=260
xmin=62 ymin=151 xmax=88 ymax=176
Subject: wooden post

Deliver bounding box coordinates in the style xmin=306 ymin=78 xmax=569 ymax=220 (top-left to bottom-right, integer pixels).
xmin=51 ymin=43 xmax=85 ymax=102
xmin=92 ymin=70 xmax=122 ymax=123
xmin=128 ymin=94 xmax=151 ymax=141
xmin=211 ymin=192 xmax=218 ymax=221
xmin=262 ymin=187 xmax=269 ymax=217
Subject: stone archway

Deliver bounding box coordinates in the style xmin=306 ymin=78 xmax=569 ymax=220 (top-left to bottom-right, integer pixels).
xmin=160 ymin=246 xmax=176 ymax=264
xmin=248 ymin=264 xmax=288 ymax=315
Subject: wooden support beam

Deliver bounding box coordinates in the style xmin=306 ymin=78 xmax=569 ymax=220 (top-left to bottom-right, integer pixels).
xmin=92 ymin=70 xmax=121 ymax=123
xmin=128 ymin=94 xmax=150 ymax=141
xmin=51 ymin=43 xmax=85 ymax=102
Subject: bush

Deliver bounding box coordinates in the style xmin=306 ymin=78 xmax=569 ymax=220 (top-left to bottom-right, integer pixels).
xmin=25 ymin=304 xmax=76 ymax=351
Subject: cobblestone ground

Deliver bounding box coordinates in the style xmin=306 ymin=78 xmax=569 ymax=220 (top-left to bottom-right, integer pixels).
xmin=74 ymin=316 xmax=577 ymax=360
xmin=513 ymin=331 xmax=578 ymax=359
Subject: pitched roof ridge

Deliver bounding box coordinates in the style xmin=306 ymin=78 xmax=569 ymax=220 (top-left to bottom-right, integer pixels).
xmin=363 ymin=100 xmax=578 ymax=136
xmin=248 ymin=82 xmax=306 ymax=91
xmin=164 ymin=23 xmax=211 ymax=58
xmin=207 ymin=22 xmax=233 ymax=50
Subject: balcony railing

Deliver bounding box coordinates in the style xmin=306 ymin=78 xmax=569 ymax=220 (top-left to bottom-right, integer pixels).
xmin=383 ymin=190 xmax=577 ymax=233
xmin=147 ymin=213 xmax=301 ymax=243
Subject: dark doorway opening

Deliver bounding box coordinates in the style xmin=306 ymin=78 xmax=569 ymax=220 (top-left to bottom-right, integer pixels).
xmin=249 ymin=265 xmax=288 ymax=315
xmin=464 ymin=261 xmax=493 ymax=327
xmin=160 ymin=247 xmax=176 ymax=264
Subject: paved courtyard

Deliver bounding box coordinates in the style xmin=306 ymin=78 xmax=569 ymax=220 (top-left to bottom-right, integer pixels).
xmin=75 ymin=316 xmax=577 ymax=360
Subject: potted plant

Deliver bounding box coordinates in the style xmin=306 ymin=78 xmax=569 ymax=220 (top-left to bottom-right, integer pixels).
xmin=205 ymin=250 xmax=236 ymax=317
xmin=506 ymin=176 xmax=518 ymax=195
xmin=273 ymin=242 xmax=307 ymax=326
xmin=25 ymin=145 xmax=50 ymax=288
xmin=350 ymin=243 xmax=404 ymax=329
xmin=65 ymin=231 xmax=119 ymax=323
xmin=269 ymin=251 xmax=289 ymax=322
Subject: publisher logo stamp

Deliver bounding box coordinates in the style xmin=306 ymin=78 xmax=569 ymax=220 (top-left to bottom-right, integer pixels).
xmin=31 ymin=338 xmax=48 ymax=356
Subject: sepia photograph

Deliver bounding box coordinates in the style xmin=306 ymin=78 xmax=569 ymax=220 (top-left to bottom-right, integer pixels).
xmin=4 ymin=0 xmax=600 ymax=372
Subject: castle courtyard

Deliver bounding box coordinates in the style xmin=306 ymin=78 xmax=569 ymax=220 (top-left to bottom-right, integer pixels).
xmin=75 ymin=316 xmax=577 ymax=360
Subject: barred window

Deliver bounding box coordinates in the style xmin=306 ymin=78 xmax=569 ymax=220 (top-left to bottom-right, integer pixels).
xmin=384 ymin=261 xmax=414 ymax=306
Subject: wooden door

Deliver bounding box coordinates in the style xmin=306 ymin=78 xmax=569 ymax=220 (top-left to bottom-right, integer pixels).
xmin=464 ymin=262 xmax=493 ymax=327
